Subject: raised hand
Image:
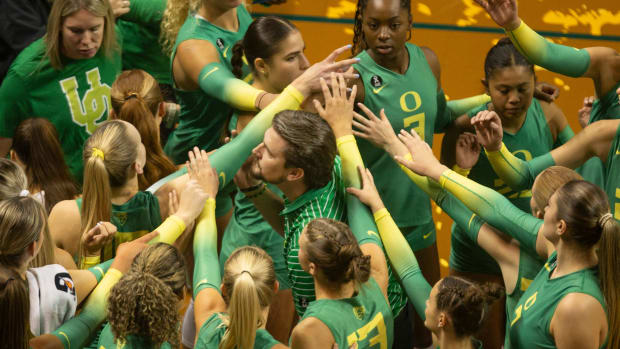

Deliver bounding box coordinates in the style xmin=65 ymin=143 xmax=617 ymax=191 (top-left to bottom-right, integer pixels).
xmin=112 ymin=231 xmax=159 ymax=272
xmin=82 ymin=222 xmax=117 ymax=257
xmin=470 ymin=110 xmax=504 ymax=151
xmin=346 ymin=166 xmax=385 ymax=213
xmin=534 ymin=81 xmax=560 ymax=103
xmin=578 ymin=96 xmax=594 ymax=128
xmin=314 ymin=73 xmax=357 ymax=137
xmin=291 ymin=45 xmax=360 ymax=96
xmin=353 ymin=104 xmax=407 ymax=157
xmin=109 ymin=0 xmax=131 ymax=18
xmin=187 ymin=147 xmax=219 ymax=198
xmin=474 ymin=0 xmax=520 ymax=30
xmin=395 ymin=129 xmax=446 ymax=180
xmin=174 ymin=179 xmax=210 ymax=227
xmin=455 ymin=132 xmax=481 ymax=170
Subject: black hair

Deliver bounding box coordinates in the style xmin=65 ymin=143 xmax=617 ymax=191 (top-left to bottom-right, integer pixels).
xmin=484 ymin=37 xmax=534 ymax=80
xmin=231 ymin=16 xmax=298 ymax=78
xmin=352 ymin=0 xmax=412 ymax=56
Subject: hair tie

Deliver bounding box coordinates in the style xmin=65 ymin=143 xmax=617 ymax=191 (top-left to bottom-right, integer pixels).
xmin=240 ymin=270 xmax=253 ymax=277
xmin=124 ymin=92 xmax=141 ymax=101
xmin=0 ymin=277 xmax=15 ymax=290
xmin=19 ymin=189 xmax=29 ymax=197
xmin=599 ymin=213 xmax=614 ymax=228
xmin=91 ymin=147 xmax=105 ymax=160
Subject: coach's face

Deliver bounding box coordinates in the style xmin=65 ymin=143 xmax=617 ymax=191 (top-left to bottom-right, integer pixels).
xmin=251 ymin=127 xmax=291 ymax=185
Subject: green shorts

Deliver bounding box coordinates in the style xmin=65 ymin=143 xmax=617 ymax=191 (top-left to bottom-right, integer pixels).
xmin=219 ymin=212 xmax=290 ymax=289
xmin=401 ymin=219 xmax=436 ymax=252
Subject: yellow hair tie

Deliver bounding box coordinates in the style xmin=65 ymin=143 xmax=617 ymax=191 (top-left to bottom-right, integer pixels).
xmin=92 ymin=147 xmax=105 ymax=160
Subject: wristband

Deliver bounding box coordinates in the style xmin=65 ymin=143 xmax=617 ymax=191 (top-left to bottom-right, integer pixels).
xmin=452 ymin=164 xmax=471 ymax=177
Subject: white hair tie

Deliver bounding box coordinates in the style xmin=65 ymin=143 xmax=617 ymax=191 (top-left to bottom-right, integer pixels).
xmin=19 ymin=189 xmax=30 ymax=197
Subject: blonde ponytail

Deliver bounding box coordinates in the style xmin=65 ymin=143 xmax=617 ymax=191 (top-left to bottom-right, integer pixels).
xmin=220 ymin=247 xmax=276 ymax=349
xmin=160 ymin=0 xmax=201 ymax=55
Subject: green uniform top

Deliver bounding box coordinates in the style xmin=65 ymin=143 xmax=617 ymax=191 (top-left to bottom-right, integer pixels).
xmin=606 ymin=121 xmax=620 ymax=221
xmin=354 ymin=43 xmax=452 ymax=229
xmin=164 ymin=6 xmax=253 ymax=164
xmin=76 ymin=191 xmax=162 ymax=261
xmin=450 ymin=99 xmax=553 ymax=275
xmin=301 ymin=277 xmax=394 ymax=349
xmin=0 ymin=36 xmax=122 ymax=182
xmin=590 ymin=80 xmax=620 ymax=123
xmin=98 ymin=323 xmax=172 ymax=349
xmin=195 ymin=312 xmax=280 ymax=349
xmin=281 ymin=157 xmax=406 ymax=318
xmin=507 ymin=252 xmax=607 ymax=349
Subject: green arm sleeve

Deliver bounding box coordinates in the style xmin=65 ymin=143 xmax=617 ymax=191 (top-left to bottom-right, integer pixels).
xmin=51 ymin=269 xmax=124 ymax=348
xmin=556 ymin=125 xmax=575 ymax=146
xmin=373 ymin=208 xmax=431 ymax=320
xmin=434 ymin=89 xmax=453 ymax=133
xmin=86 ymin=259 xmax=114 ymax=283
xmin=447 ymin=94 xmax=491 ymax=117
xmin=192 ymin=198 xmax=221 ymax=298
xmin=0 ymin=70 xmax=29 ymax=138
xmin=198 ymin=62 xmax=263 ymax=111
xmin=336 ymin=135 xmax=383 ymax=246
xmin=485 ymin=142 xmax=555 ymax=191
xmin=438 ymin=169 xmax=542 ymax=254
xmin=147 ymin=85 xmax=304 ymax=193
xmin=120 ymin=0 xmax=166 ymax=29
xmin=507 ymin=21 xmax=591 ymax=78
xmin=148 ymin=215 xmax=186 ymax=245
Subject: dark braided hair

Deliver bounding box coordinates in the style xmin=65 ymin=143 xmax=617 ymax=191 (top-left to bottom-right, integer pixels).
xmin=352 ymin=0 xmax=412 ymax=56
xmin=484 ymin=37 xmax=534 ymax=80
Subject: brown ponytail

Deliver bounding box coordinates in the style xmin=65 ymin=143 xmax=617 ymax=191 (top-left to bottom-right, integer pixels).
xmin=304 ymin=218 xmax=371 ymax=285
xmin=79 ymin=121 xmax=138 ymax=267
xmin=230 ymin=42 xmax=245 ymax=79
xmin=0 ymin=266 xmax=29 ymax=349
xmin=107 ymin=243 xmax=186 ymax=347
xmin=220 ymin=246 xmax=276 ymax=349
xmin=12 ymin=118 xmax=79 ymax=213
xmin=436 ymin=277 xmax=504 ymax=338
xmin=554 ymin=180 xmax=619 ymax=348
xmin=110 ymin=70 xmax=176 ymax=190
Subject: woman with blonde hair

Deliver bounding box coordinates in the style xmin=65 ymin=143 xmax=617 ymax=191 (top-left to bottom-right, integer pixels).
xmin=49 ymin=120 xmax=172 ymax=269
xmin=110 ymin=69 xmax=178 ymax=190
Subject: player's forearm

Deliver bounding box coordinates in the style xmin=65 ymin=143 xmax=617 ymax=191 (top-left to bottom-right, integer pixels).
xmin=192 ymin=198 xmax=220 ymax=297
xmin=485 ymin=142 xmax=554 ymax=191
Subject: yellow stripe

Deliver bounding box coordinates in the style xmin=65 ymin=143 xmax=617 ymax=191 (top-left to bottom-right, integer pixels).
xmin=201 ymin=67 xmax=220 ymax=82
xmin=59 ymin=331 xmax=71 ymax=349
xmin=467 ymin=213 xmax=477 ymax=229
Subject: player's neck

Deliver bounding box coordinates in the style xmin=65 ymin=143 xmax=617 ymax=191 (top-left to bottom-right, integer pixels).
xmin=314 ymin=278 xmax=356 ymax=301
xmin=437 ymin=331 xmax=474 ymax=349
xmin=499 ymin=111 xmax=527 ymax=134
xmin=552 ymin=242 xmax=597 ymax=279
xmin=278 ymin=181 xmax=308 ymax=203
xmin=253 ymin=79 xmax=279 ymax=95
xmin=198 ymin=4 xmax=238 ymax=31
xmin=369 ymin=46 xmax=409 ymax=75
xmin=110 ymin=176 xmax=139 ymax=206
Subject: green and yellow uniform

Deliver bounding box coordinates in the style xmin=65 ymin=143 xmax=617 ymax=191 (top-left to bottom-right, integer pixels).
xmin=0 ymin=37 xmax=121 ymax=182
xmin=508 ymin=252 xmax=607 ymax=348
xmin=450 ymin=99 xmax=553 ymax=275
xmin=76 ymin=191 xmax=162 ymax=261
xmin=98 ymin=323 xmax=172 ymax=348
xmin=606 ymin=122 xmax=620 ymax=221
xmin=301 ymin=277 xmax=394 ymax=349
xmin=117 ymin=0 xmax=170 ymax=85
xmin=196 ymin=313 xmax=280 ymax=349
xmin=164 ymin=6 xmax=253 ymax=164
xmin=354 ymin=43 xmax=453 ymax=251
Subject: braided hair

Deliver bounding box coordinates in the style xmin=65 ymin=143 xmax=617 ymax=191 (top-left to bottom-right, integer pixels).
xmin=352 ymin=0 xmax=412 ymax=56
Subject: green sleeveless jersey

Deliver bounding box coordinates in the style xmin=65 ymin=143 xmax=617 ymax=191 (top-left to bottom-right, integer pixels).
xmin=195 ymin=312 xmax=281 ymax=349
xmin=450 ymin=99 xmax=553 ymax=275
xmin=590 ymin=80 xmax=620 ymax=123
xmin=507 ymin=252 xmax=607 ymax=349
xmin=0 ymin=36 xmax=122 ymax=182
xmin=164 ymin=6 xmax=253 ymax=164
xmin=606 ymin=122 xmax=620 ymax=221
xmin=98 ymin=323 xmax=172 ymax=348
xmin=301 ymin=278 xmax=394 ymax=349
xmin=76 ymin=191 xmax=162 ymax=261
xmin=354 ymin=43 xmax=452 ymax=228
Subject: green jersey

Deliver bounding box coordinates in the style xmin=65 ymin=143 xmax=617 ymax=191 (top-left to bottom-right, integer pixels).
xmin=76 ymin=191 xmax=161 ymax=261
xmin=282 ymin=157 xmax=406 ymax=318
xmin=195 ymin=312 xmax=280 ymax=349
xmin=507 ymin=252 xmax=606 ymax=349
xmin=0 ymin=37 xmax=122 ymax=182
xmin=606 ymin=122 xmax=620 ymax=221
xmin=450 ymin=99 xmax=553 ymax=275
xmin=354 ymin=43 xmax=452 ymax=230
xmin=301 ymin=277 xmax=394 ymax=349
xmin=164 ymin=6 xmax=253 ymax=164
xmin=98 ymin=323 xmax=172 ymax=348
xmin=590 ymin=80 xmax=620 ymax=123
